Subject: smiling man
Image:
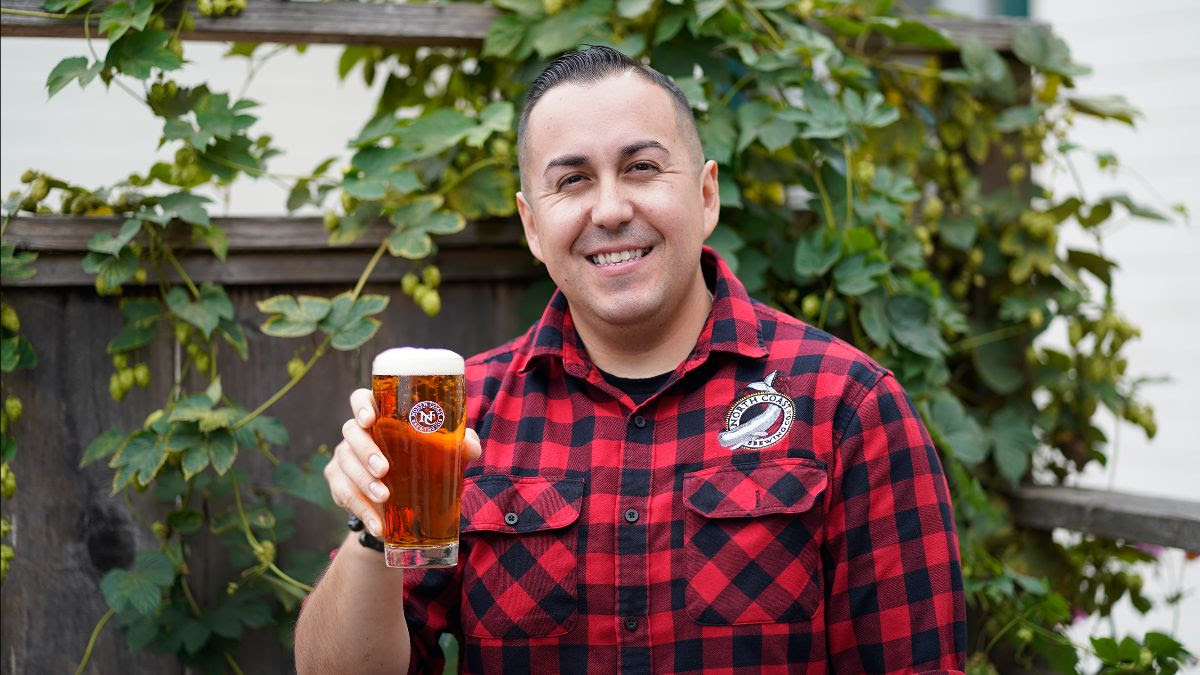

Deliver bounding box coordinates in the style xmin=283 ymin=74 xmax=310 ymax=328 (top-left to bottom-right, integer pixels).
xmin=297 ymin=46 xmax=966 ymax=674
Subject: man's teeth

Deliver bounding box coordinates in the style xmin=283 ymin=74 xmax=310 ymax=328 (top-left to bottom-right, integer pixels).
xmin=589 ymin=247 xmax=649 ymax=266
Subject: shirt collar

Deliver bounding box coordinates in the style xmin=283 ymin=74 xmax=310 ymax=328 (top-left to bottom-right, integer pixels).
xmin=517 ymin=246 xmax=768 ymax=376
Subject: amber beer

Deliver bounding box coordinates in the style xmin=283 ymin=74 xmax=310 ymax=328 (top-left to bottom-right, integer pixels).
xmin=371 ymin=348 xmax=466 ymax=568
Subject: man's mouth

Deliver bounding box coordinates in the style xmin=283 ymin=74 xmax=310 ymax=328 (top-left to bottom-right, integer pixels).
xmin=588 ymin=247 xmax=652 ymax=266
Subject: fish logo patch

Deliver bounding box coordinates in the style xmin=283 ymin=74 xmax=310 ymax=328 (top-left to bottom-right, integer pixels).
xmin=717 ymin=371 xmax=796 ymax=450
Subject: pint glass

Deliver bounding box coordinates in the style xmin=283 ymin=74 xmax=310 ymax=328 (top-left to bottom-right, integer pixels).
xmin=370 ymin=348 xmax=466 ymax=568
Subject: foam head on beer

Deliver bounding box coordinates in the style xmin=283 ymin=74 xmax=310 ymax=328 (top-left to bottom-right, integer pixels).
xmin=372 ymin=347 xmax=464 ymax=376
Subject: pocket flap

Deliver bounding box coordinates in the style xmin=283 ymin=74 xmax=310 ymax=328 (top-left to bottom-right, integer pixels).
xmin=461 ymin=475 xmax=584 ymax=533
xmin=684 ymin=458 xmax=827 ymax=518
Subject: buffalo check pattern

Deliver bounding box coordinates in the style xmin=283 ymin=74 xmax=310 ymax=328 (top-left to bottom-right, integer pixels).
xmin=402 ymin=248 xmax=966 ymax=673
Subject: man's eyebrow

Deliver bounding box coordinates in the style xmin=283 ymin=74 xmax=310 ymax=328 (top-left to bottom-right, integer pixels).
xmin=542 ymin=140 xmax=670 ymax=179
xmin=619 ymin=140 xmax=669 ymax=158
xmin=543 ymin=154 xmax=588 ymax=177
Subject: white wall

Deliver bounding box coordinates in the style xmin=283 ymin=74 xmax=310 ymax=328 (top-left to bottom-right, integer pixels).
xmin=1031 ymin=0 xmax=1200 ymax=664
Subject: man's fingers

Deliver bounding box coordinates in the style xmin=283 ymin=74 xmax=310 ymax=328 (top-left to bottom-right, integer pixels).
xmin=330 ymin=479 xmax=382 ymax=537
xmin=336 ymin=428 xmax=390 ymax=502
xmin=464 ymin=428 xmax=483 ymax=461
xmin=349 ymin=388 xmax=376 ymax=428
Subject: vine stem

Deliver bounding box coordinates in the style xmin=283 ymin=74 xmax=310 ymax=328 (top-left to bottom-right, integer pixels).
xmin=230 ymin=474 xmax=312 ymax=593
xmin=737 ymin=0 xmax=784 ymax=48
xmin=438 ymin=157 xmax=505 ymax=196
xmin=951 ymin=323 xmax=1028 ymax=352
xmin=843 ymin=139 xmax=854 ymax=228
xmin=0 ymin=7 xmax=72 ymax=18
xmin=811 ymin=161 xmax=838 ymax=231
xmin=74 ymin=608 xmax=116 ymax=675
xmin=231 ymin=336 xmax=329 ymax=432
xmin=224 ymin=652 xmax=245 ymax=675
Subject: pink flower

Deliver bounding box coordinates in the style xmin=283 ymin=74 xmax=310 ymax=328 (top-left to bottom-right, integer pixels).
xmin=1132 ymin=543 xmax=1164 ymax=558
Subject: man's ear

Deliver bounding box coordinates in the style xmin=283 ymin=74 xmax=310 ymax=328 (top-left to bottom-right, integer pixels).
xmin=700 ymin=160 xmax=720 ymax=239
xmin=516 ymin=192 xmax=544 ymax=263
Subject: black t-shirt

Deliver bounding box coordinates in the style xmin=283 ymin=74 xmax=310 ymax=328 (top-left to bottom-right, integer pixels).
xmin=598 ymin=369 xmax=673 ymax=406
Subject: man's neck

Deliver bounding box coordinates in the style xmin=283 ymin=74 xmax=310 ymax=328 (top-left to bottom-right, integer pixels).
xmin=570 ymin=269 xmax=712 ymax=379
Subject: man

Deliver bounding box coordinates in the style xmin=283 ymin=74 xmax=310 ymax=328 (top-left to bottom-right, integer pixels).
xmin=296 ymin=46 xmax=966 ymax=674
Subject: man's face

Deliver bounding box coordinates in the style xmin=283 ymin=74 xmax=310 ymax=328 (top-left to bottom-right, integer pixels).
xmin=516 ymin=72 xmax=720 ymax=333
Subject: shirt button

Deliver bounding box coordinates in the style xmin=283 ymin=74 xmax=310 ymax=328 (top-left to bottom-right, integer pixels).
xmin=504 ymin=512 xmax=518 ymax=526
xmin=632 ymin=415 xmax=646 ymax=428
xmin=624 ymin=616 xmax=639 ymax=632
xmin=624 ymin=508 xmax=640 ymax=523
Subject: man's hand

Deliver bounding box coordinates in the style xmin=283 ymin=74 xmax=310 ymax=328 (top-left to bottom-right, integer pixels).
xmin=326 ymin=388 xmax=482 ymax=537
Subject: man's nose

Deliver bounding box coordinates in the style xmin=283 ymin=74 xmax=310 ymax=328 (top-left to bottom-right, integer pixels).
xmin=589 ymin=177 xmax=634 ymax=229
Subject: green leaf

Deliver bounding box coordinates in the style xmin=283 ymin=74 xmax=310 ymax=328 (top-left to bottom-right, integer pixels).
xmin=320 ymin=292 xmax=388 ymax=334
xmin=167 ymin=508 xmax=203 ymax=535
xmin=104 ymin=29 xmax=182 ymax=79
xmin=81 ymin=427 xmax=125 ymax=467
xmin=239 ymin=414 xmax=289 ymax=448
xmin=46 ymin=56 xmax=101 ymax=97
xmin=398 ymin=109 xmax=478 ymax=159
xmin=529 ymin=5 xmax=605 ymax=57
xmin=447 ymin=165 xmax=516 ymax=219
xmin=617 ymin=0 xmax=653 ymax=19
xmin=0 ymin=337 xmax=17 ymax=372
xmin=790 ymin=81 xmax=849 ymax=139
xmin=166 ymin=283 xmax=233 ymax=338
xmin=206 ymin=429 xmax=238 ymax=475
xmin=101 ymin=569 xmax=159 ymax=616
xmin=1012 ymin=25 xmax=1090 ymax=79
xmin=87 ymin=218 xmax=142 ymax=255
xmin=494 ymin=0 xmax=543 ymax=16
xmin=1 ymin=246 xmax=38 ymax=281
xmin=330 ymin=317 xmax=382 ymax=351
xmin=1068 ymin=95 xmax=1139 ymax=126
xmin=386 ymin=228 xmax=433 ymax=259
xmin=82 ymin=248 xmax=138 ymax=291
xmin=198 ymin=408 xmax=239 ymax=433
xmin=274 ymin=455 xmax=334 ymax=507
xmin=886 ymin=295 xmax=949 ymax=359
xmin=108 ymin=321 xmax=156 ymax=353
xmin=328 ymin=203 xmax=380 ymax=246
xmin=169 ymin=394 xmax=215 ymax=423
xmin=697 ymin=109 xmax=736 ymax=164
xmin=44 ymin=0 xmax=92 ymax=11
xmin=198 ymin=136 xmax=261 ymax=181
xmin=483 ymin=14 xmax=527 ymax=58
xmin=110 ymin=431 xmax=167 ymax=491
xmin=1067 ymin=249 xmax=1117 ymax=286
xmin=960 ymin=38 xmax=1014 ymax=103
xmin=833 ymin=254 xmax=889 ymax=296
xmin=859 ymin=292 xmax=891 ymax=347
xmin=99 ymin=0 xmax=152 ymax=42
xmin=159 ymin=191 xmax=212 ymax=226
xmin=973 ymin=335 xmax=1023 ymax=395
xmin=842 ymin=89 xmax=899 ymax=129
xmin=994 ymin=105 xmax=1041 ymax=132
xmin=344 ymin=169 xmax=421 ymax=200
xmin=865 ymin=16 xmax=955 ymax=50
xmin=217 ymin=316 xmax=248 ymax=360
xmin=793 ymin=228 xmax=842 ymax=278
xmin=256 ymin=295 xmax=331 ymax=338
xmin=465 ymin=101 xmax=515 ymax=147
xmin=181 ymin=444 xmax=210 ymax=479
xmin=991 ymin=407 xmax=1035 ymax=484
xmin=164 ymin=421 xmax=204 ymax=451
xmin=926 ymin=391 xmax=988 ymax=464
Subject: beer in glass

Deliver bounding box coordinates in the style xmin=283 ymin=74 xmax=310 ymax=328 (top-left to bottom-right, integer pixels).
xmin=371 ymin=348 xmax=466 ymax=568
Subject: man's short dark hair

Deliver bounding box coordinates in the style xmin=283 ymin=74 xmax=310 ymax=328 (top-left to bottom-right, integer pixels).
xmin=516 ymin=45 xmax=703 ymax=188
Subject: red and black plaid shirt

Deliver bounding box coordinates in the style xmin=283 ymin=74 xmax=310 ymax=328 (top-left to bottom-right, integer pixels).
xmin=404 ymin=248 xmax=966 ymax=673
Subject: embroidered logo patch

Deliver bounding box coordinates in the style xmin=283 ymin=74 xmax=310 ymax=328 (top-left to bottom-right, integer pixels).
xmin=408 ymin=400 xmax=446 ymax=433
xmin=717 ymin=371 xmax=796 ymax=450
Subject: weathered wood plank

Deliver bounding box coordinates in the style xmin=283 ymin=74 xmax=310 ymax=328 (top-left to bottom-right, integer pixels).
xmin=1011 ymin=486 xmax=1200 ymax=551
xmin=3 ymin=216 xmax=522 ymax=251
xmin=0 ymin=0 xmax=497 ymax=47
xmin=2 ymin=216 xmax=544 ymax=286
xmin=1 ymin=0 xmax=1033 ymax=51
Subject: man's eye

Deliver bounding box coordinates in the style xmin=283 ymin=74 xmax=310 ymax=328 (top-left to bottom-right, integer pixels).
xmin=630 ymin=162 xmax=656 ymax=172
xmin=559 ymin=174 xmax=585 ymax=189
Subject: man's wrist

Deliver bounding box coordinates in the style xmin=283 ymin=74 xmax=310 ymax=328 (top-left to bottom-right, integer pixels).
xmin=348 ymin=514 xmax=385 ymax=552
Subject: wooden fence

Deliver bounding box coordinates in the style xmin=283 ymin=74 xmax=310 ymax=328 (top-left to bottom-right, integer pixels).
xmin=2 ymin=4 xmax=1198 ymax=674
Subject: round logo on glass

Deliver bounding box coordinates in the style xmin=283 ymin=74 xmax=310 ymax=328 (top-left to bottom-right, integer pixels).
xmin=408 ymin=401 xmax=446 ymax=434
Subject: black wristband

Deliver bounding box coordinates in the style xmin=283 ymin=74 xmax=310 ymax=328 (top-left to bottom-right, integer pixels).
xmin=347 ymin=515 xmax=384 ymax=552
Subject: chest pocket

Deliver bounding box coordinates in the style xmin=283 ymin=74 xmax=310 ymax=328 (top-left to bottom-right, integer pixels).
xmin=459 ymin=474 xmax=584 ymax=639
xmin=683 ymin=457 xmax=828 ymax=625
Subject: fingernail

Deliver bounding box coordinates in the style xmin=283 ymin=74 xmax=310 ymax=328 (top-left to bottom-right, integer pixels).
xmin=368 ymin=518 xmax=382 ymax=537
xmin=368 ymin=454 xmax=387 ymax=476
xmin=358 ymin=409 xmax=370 ymax=426
xmin=369 ymin=481 xmax=387 ymax=500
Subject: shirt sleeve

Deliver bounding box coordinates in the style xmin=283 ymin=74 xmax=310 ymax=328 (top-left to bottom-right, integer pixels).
xmin=823 ymin=373 xmax=967 ymax=673
xmin=404 ymin=567 xmax=463 ymax=675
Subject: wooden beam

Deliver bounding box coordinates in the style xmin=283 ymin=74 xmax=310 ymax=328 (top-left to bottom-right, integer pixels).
xmin=0 ymin=0 xmax=497 ymax=47
xmin=1 ymin=215 xmax=542 ymax=286
xmin=1 ymin=0 xmax=1032 ymax=51
xmin=1011 ymin=486 xmax=1200 ymax=551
